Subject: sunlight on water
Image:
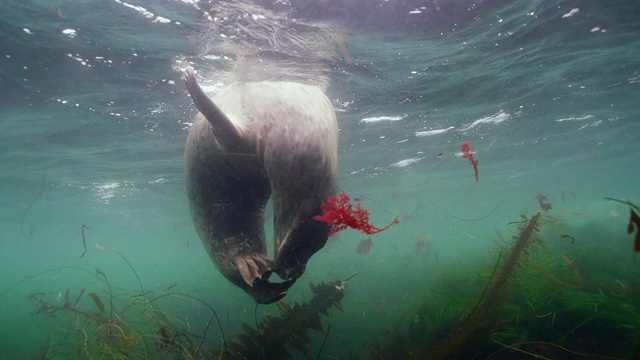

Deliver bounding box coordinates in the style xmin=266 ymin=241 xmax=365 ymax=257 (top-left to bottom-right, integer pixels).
xmin=1 ymin=0 xmax=639 ymax=358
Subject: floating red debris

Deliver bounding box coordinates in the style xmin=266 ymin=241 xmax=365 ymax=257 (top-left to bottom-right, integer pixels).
xmin=314 ymin=190 xmax=399 ymax=236
xmin=461 ymin=141 xmax=479 ymax=182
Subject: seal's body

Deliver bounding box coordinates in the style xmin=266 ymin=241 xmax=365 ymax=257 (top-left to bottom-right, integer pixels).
xmin=183 ymin=69 xmax=337 ymax=304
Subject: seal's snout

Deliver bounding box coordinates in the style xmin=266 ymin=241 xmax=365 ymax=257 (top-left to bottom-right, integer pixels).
xmin=249 ymin=278 xmax=296 ymax=304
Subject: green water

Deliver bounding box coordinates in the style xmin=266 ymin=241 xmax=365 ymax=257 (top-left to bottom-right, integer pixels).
xmin=1 ymin=0 xmax=639 ymax=358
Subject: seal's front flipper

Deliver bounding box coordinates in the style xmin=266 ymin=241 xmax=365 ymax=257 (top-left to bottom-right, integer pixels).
xmin=250 ymin=277 xmax=296 ymax=304
xmin=234 ymin=254 xmax=272 ymax=287
xmin=182 ymin=68 xmax=240 ymax=147
xmin=234 ymin=254 xmax=296 ymax=304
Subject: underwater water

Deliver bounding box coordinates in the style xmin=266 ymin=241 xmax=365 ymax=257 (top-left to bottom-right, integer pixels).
xmin=1 ymin=0 xmax=640 ymax=358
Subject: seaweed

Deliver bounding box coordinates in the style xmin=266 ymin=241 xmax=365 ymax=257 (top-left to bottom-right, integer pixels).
xmin=316 ymin=322 xmax=331 ymax=360
xmin=448 ymin=201 xmax=503 ymax=222
xmin=29 ymin=288 xmax=224 ymax=359
xmin=0 ymin=266 xmax=95 ymax=299
xmin=116 ymin=250 xmax=147 ymax=297
xmin=561 ymin=234 xmax=576 ymax=244
xmin=80 ymin=224 xmax=89 ymax=258
xmin=28 ymin=285 xmax=224 ymax=359
xmin=95 ymin=267 xmax=114 ymax=322
xmin=148 ymin=292 xmax=226 ymax=359
xmin=88 ymin=292 xmax=105 ymax=313
xmin=223 ymin=272 xmax=357 ymax=359
xmin=21 ymin=175 xmax=46 ymax=239
xmin=20 ymin=256 xmax=225 ymax=359
xmin=605 ymin=197 xmax=640 ymax=253
xmin=537 ymin=194 xmax=552 ymax=212
xmin=431 ymin=210 xmax=542 ymax=359
xmin=368 ymin=211 xmax=544 ymax=359
xmin=489 ymin=287 xmax=640 ymax=359
xmin=368 ymin=204 xmax=640 ymax=359
xmin=28 ymin=288 xmax=136 ymax=354
xmin=532 ymin=255 xmax=583 ymax=289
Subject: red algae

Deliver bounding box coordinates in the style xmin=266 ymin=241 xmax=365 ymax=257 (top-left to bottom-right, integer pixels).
xmin=314 ymin=191 xmax=399 ymax=236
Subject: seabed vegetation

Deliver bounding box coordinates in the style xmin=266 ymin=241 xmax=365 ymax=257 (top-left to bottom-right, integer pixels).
xmin=369 ymin=207 xmax=640 ymax=359
xmin=6 ymin=200 xmax=640 ymax=359
xmin=13 ymin=261 xmax=354 ymax=360
xmin=21 ymin=263 xmax=224 ymax=360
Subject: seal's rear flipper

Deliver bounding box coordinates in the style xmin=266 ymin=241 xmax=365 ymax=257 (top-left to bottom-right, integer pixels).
xmin=183 ymin=68 xmax=240 ymax=147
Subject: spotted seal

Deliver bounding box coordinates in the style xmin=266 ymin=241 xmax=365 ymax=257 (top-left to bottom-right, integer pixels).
xmin=183 ymin=69 xmax=338 ymax=304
